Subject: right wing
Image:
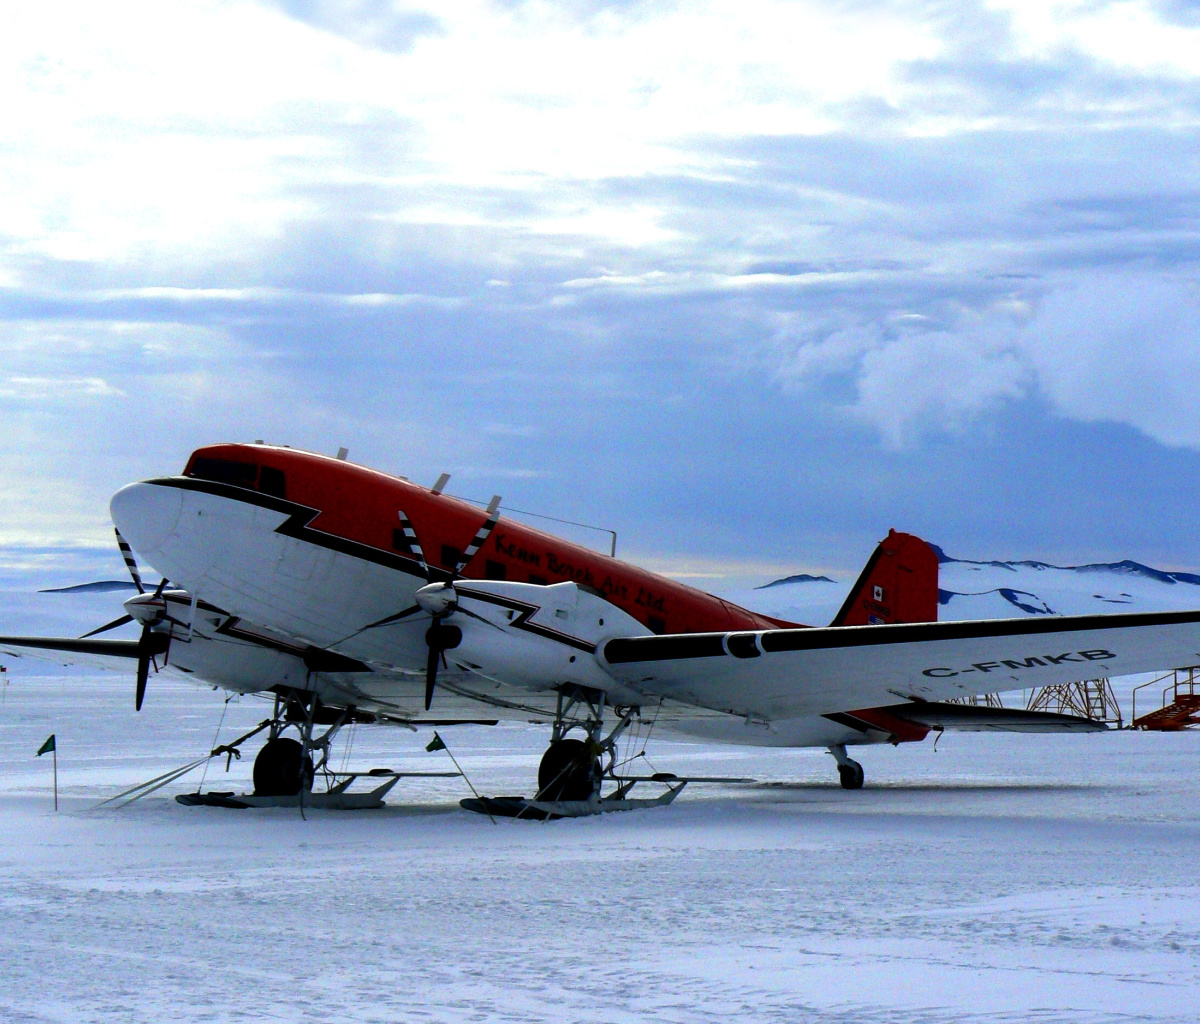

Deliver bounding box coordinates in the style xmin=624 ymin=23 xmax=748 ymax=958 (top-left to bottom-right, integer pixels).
xmin=601 ymin=609 xmax=1200 ymax=720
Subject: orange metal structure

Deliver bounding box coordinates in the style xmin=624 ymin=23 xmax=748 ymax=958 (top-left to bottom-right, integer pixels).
xmin=1132 ymin=668 xmax=1200 ymax=730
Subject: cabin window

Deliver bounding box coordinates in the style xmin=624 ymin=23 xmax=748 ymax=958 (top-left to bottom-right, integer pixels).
xmin=485 ymin=560 xmax=506 ymax=580
xmin=528 ymin=574 xmax=548 ymax=586
xmin=647 ymin=616 xmax=667 ymax=635
xmin=440 ymin=544 xmax=462 ymax=570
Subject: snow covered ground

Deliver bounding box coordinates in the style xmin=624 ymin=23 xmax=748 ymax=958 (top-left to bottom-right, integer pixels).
xmin=2 ymin=672 xmax=1199 ymax=1023
xmin=4 ymin=545 xmax=1200 ymax=1021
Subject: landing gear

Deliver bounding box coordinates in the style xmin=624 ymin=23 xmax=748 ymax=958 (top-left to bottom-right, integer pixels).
xmin=253 ymin=737 xmax=314 ymax=796
xmin=459 ymin=687 xmax=762 ymax=820
xmin=537 ymin=738 xmax=600 ymax=802
xmin=463 ymin=686 xmax=664 ymax=818
xmin=828 ymin=743 xmax=865 ymax=790
xmin=837 ymin=761 xmax=865 ymax=790
xmin=251 ymin=689 xmax=347 ymax=798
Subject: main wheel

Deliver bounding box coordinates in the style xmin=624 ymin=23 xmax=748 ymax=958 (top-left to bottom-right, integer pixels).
xmin=837 ymin=759 xmax=865 ymax=790
xmin=537 ymin=739 xmax=600 ymax=802
xmin=253 ymin=737 xmax=314 ymax=797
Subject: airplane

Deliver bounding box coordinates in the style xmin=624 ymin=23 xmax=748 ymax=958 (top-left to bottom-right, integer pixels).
xmin=6 ymin=442 xmax=1200 ymax=815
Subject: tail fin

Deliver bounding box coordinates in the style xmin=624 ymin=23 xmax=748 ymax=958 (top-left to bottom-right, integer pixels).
xmin=831 ymin=529 xmax=939 ymax=626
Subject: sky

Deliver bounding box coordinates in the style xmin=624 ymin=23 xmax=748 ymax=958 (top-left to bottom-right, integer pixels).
xmin=3 ymin=0 xmax=1200 ymax=588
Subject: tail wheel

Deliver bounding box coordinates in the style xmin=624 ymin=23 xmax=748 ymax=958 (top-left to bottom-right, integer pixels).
xmin=537 ymin=738 xmax=600 ymax=802
xmin=837 ymin=760 xmax=865 ymax=790
xmin=253 ymin=737 xmax=314 ymax=797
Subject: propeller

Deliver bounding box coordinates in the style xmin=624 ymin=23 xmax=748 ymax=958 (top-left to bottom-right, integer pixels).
xmin=133 ymin=617 xmax=171 ymax=711
xmin=358 ymin=494 xmax=502 ymax=710
xmin=76 ymin=532 xmax=172 ymax=709
xmin=416 ymin=582 xmax=463 ymax=710
xmin=133 ymin=579 xmax=171 ymax=711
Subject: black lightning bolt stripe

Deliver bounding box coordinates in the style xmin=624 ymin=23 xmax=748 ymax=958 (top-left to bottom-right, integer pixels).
xmin=144 ymin=477 xmax=442 ymax=581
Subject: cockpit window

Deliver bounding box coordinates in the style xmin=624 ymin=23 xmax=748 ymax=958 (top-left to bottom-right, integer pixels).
xmin=190 ymin=458 xmax=258 ymax=486
xmin=258 ymin=466 xmax=286 ymax=498
xmin=187 ymin=457 xmax=286 ymax=499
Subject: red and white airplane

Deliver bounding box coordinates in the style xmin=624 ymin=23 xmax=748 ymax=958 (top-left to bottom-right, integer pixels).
xmin=6 ymin=443 xmax=1200 ymax=813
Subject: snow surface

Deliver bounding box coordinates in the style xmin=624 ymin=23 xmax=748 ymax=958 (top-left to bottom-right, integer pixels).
xmin=2 ymin=673 xmax=1199 ymax=1023
xmin=4 ymin=548 xmax=1200 ymax=1021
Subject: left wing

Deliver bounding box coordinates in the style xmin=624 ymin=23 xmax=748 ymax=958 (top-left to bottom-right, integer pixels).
xmin=0 ymin=635 xmax=153 ymax=673
xmin=600 ymin=609 xmax=1200 ymax=719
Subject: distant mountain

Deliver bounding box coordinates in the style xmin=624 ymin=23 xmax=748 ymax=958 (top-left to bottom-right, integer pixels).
xmin=719 ymin=547 xmax=1200 ymax=626
xmin=755 ymin=573 xmax=835 ymax=589
xmin=930 ymin=544 xmax=1200 ymax=586
xmin=39 ymin=580 xmax=141 ymax=594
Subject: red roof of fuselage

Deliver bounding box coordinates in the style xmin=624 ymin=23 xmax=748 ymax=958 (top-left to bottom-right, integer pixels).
xmin=182 ymin=443 xmax=799 ymax=635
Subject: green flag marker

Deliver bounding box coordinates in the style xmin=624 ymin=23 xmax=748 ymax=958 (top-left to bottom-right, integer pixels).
xmin=37 ymin=734 xmax=58 ymax=811
xmin=425 ymin=732 xmax=446 ymax=753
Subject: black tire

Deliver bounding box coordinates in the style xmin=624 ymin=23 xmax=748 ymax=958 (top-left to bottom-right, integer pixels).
xmin=838 ymin=760 xmax=865 ymax=791
xmin=537 ymin=738 xmax=600 ymax=802
xmin=253 ymin=737 xmax=314 ymax=797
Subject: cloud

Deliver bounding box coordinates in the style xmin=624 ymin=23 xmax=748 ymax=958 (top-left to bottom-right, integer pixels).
xmin=267 ymin=1 xmax=442 ymax=52
xmin=1021 ymin=271 xmax=1200 ymax=448
xmin=770 ymin=270 xmax=1200 ymax=452
xmin=0 ymin=376 xmax=124 ymax=400
xmin=855 ymin=330 xmax=1030 ymax=448
xmin=4 ymin=0 xmax=1200 ymax=570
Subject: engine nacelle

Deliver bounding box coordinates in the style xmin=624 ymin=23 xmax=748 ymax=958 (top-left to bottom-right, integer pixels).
xmin=445 ymin=580 xmax=652 ymax=706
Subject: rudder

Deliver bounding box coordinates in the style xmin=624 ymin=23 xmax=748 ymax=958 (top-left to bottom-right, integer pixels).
xmin=831 ymin=529 xmax=939 ymax=626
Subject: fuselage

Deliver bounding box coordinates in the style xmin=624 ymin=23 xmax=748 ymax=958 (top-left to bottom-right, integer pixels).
xmin=109 ymin=443 xmax=912 ymax=750
xmin=169 ymin=443 xmax=795 ymax=635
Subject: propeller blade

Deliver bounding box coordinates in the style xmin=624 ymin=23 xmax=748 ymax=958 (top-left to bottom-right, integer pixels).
xmin=396 ymin=510 xmax=431 ymax=579
xmin=425 ymin=642 xmax=439 ymax=711
xmin=80 ymin=613 xmax=134 ymax=639
xmin=424 ymin=612 xmax=443 ymax=711
xmin=360 ymin=605 xmax=422 ymax=631
xmin=423 ymin=617 xmax=463 ymax=712
xmin=453 ymin=499 xmax=502 ymax=575
xmin=133 ymin=623 xmax=169 ymax=711
xmin=115 ymin=529 xmax=145 ymax=594
xmin=135 ymin=654 xmax=150 ymax=711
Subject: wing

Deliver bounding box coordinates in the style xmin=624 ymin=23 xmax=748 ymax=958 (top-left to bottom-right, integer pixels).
xmin=601 ymin=609 xmax=1200 ymax=719
xmin=0 ymin=635 xmax=145 ymax=672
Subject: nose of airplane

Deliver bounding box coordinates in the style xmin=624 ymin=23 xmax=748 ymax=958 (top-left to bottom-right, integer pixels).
xmin=110 ymin=482 xmax=183 ymax=555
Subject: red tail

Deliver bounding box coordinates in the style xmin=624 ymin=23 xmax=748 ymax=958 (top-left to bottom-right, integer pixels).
xmin=831 ymin=529 xmax=939 ymax=626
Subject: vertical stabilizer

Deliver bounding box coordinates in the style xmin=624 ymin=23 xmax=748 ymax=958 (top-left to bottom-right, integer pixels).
xmin=831 ymin=529 xmax=939 ymax=626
